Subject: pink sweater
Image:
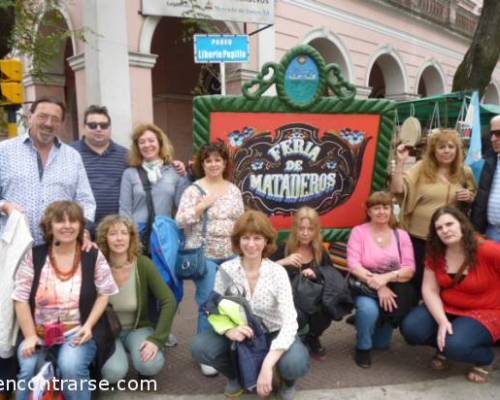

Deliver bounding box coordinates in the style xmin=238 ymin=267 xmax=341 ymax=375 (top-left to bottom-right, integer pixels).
xmin=347 ymin=223 xmax=415 ymax=274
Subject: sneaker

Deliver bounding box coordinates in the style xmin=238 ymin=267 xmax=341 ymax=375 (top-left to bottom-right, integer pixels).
xmin=200 ymin=363 xmax=219 ymax=377
xmin=305 ymin=335 xmax=326 ymax=358
xmin=354 ymin=348 xmax=371 ymax=368
xmin=279 ymin=382 xmax=296 ymax=400
xmin=224 ymin=378 xmax=244 ymax=398
xmin=165 ymin=333 xmax=178 ymax=347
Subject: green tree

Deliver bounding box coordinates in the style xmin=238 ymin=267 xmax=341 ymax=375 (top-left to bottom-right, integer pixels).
xmin=452 ymin=0 xmax=500 ymax=95
xmin=0 ymin=0 xmax=83 ymax=79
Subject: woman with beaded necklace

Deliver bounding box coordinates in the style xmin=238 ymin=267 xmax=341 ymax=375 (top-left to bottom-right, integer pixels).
xmin=13 ymin=201 xmax=118 ymax=400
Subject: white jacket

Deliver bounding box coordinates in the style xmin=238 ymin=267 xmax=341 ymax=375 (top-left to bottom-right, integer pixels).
xmin=0 ymin=210 xmax=33 ymax=358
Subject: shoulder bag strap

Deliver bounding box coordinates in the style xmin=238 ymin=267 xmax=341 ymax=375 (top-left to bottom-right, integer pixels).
xmin=192 ymin=183 xmax=208 ymax=247
xmin=393 ymin=229 xmax=402 ymax=264
xmin=136 ymin=167 xmax=156 ymax=249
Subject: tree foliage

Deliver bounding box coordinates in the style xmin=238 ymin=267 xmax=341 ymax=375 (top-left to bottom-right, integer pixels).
xmin=0 ymin=0 xmax=84 ymax=79
xmin=452 ymin=0 xmax=500 ymax=96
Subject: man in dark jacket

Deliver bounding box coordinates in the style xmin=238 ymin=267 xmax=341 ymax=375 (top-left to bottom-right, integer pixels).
xmin=471 ymin=115 xmax=500 ymax=241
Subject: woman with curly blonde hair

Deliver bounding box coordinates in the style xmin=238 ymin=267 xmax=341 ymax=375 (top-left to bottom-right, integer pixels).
xmin=119 ymin=123 xmax=189 ymax=252
xmin=96 ymin=215 xmax=177 ymax=383
xmin=391 ymin=128 xmax=477 ymax=297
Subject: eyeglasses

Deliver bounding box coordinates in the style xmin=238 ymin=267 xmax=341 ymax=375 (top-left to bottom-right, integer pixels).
xmin=86 ymin=122 xmax=110 ymax=130
xmin=36 ymin=113 xmax=62 ymax=125
xmin=490 ymin=130 xmax=500 ymax=138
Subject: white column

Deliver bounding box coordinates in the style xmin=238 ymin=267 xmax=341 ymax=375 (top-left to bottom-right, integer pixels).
xmin=84 ymin=0 xmax=132 ymax=146
xmin=258 ymin=24 xmax=276 ymax=95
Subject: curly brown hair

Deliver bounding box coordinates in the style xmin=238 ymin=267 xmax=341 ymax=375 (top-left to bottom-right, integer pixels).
xmin=128 ymin=123 xmax=174 ymax=166
xmin=96 ymin=215 xmax=142 ymax=262
xmin=420 ymin=129 xmax=466 ymax=184
xmin=192 ymin=141 xmax=232 ymax=179
xmin=231 ymin=210 xmax=277 ymax=258
xmin=426 ymin=206 xmax=478 ymax=284
xmin=40 ymin=201 xmax=85 ymax=244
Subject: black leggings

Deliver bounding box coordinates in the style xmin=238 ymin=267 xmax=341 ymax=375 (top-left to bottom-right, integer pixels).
xmin=410 ymin=235 xmax=426 ymax=300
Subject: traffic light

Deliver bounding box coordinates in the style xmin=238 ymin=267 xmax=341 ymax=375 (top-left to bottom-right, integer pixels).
xmin=0 ymin=59 xmax=24 ymax=106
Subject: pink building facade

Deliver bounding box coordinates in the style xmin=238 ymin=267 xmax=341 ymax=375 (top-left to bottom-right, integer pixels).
xmin=19 ymin=0 xmax=500 ymax=162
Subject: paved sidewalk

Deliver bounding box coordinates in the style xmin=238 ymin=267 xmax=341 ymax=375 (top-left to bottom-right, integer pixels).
xmin=101 ymin=282 xmax=500 ymax=399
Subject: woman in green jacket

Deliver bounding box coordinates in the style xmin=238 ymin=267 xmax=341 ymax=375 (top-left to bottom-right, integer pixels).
xmin=96 ymin=215 xmax=177 ymax=382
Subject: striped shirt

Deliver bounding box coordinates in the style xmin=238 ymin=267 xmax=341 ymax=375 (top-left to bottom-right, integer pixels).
xmin=487 ymin=154 xmax=500 ymax=226
xmin=71 ymin=139 xmax=128 ymax=226
xmin=0 ymin=133 xmax=95 ymax=244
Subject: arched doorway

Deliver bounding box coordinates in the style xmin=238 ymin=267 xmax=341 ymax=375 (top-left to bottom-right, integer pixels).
xmin=308 ymin=37 xmax=351 ymax=82
xmin=417 ymin=64 xmax=445 ymax=97
xmin=367 ymin=53 xmax=406 ymax=99
xmin=150 ymin=17 xmax=230 ymax=163
xmin=482 ymin=82 xmax=500 ymax=105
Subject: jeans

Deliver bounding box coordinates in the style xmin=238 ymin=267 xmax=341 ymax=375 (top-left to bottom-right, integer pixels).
xmin=101 ymin=327 xmax=165 ymax=383
xmin=355 ymin=296 xmax=394 ymax=350
xmin=191 ymin=329 xmax=310 ymax=382
xmin=194 ymin=258 xmax=226 ymax=334
xmin=17 ymin=333 xmax=97 ymax=400
xmin=401 ymin=304 xmax=495 ymax=366
xmin=486 ymin=224 xmax=500 ymax=242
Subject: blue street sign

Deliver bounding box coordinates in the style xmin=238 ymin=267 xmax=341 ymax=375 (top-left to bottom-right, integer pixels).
xmin=194 ymin=34 xmax=249 ymax=64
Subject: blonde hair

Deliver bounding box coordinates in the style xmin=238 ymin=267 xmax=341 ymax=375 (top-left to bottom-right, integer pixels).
xmin=128 ymin=123 xmax=174 ymax=166
xmin=231 ymin=210 xmax=277 ymax=258
xmin=96 ymin=215 xmax=142 ymax=262
xmin=421 ymin=129 xmax=465 ymax=184
xmin=285 ymin=207 xmax=323 ymax=265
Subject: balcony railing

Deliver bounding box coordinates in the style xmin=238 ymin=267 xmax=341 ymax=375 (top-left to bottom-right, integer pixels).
xmin=384 ymin=0 xmax=478 ymax=37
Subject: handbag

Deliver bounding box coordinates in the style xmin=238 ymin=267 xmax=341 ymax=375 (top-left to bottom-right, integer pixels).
xmin=291 ymin=272 xmax=324 ymax=315
xmin=105 ymin=304 xmax=122 ymax=339
xmin=348 ymin=229 xmax=417 ymax=323
xmin=175 ymin=184 xmax=208 ymax=280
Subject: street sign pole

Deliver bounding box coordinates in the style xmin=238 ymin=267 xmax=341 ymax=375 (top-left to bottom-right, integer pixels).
xmin=220 ymin=62 xmax=226 ymax=96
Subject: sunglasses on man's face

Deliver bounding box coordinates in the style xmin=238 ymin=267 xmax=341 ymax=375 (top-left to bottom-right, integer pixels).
xmin=86 ymin=122 xmax=110 ymax=130
xmin=490 ymin=130 xmax=500 ymax=138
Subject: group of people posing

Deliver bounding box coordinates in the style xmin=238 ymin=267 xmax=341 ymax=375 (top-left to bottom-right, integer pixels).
xmin=0 ymin=96 xmax=499 ymax=400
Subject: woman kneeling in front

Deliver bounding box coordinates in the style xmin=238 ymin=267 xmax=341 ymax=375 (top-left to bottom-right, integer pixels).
xmin=401 ymin=206 xmax=500 ymax=383
xmin=96 ymin=215 xmax=177 ymax=383
xmin=191 ymin=210 xmax=310 ymax=399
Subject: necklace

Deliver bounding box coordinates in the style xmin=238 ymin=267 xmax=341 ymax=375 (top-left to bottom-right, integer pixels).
xmin=49 ymin=245 xmax=81 ymax=281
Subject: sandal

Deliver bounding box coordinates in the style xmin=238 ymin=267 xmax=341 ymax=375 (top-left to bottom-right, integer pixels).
xmin=430 ymin=353 xmax=449 ymax=371
xmin=467 ymin=365 xmax=491 ymax=383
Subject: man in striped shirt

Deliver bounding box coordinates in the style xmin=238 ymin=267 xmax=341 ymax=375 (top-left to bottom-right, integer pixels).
xmin=71 ymin=105 xmax=128 ymax=235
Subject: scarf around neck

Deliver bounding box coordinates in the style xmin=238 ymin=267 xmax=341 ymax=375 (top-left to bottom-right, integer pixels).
xmin=141 ymin=160 xmax=163 ymax=184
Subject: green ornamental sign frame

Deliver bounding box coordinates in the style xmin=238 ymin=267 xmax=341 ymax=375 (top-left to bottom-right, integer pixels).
xmin=193 ymin=45 xmax=395 ymax=242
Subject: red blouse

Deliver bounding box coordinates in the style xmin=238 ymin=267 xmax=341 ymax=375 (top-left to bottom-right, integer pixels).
xmin=426 ymin=240 xmax=500 ymax=341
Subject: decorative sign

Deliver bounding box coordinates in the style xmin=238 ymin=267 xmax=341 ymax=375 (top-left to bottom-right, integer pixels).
xmin=284 ymin=56 xmax=320 ymax=106
xmin=142 ymin=0 xmax=274 ymax=24
xmin=194 ymin=35 xmax=249 ymax=64
xmin=230 ymin=123 xmax=370 ymax=215
xmin=193 ymin=45 xmax=395 ymax=240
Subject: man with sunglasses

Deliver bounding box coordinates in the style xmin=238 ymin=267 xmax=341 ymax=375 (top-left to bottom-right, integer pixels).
xmin=71 ymin=105 xmax=128 ymax=232
xmin=471 ymin=115 xmax=500 ymax=241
